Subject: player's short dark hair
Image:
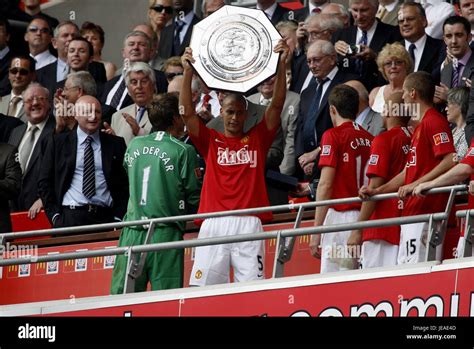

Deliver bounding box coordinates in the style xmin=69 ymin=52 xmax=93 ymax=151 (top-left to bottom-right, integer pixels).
xmin=404 ymin=71 xmax=435 ymax=103
xmin=443 ymin=16 xmax=471 ymax=36
xmin=148 ymin=93 xmax=179 ymax=132
xmin=328 ymin=85 xmax=359 ymax=120
xmin=222 ymin=93 xmax=248 ymax=109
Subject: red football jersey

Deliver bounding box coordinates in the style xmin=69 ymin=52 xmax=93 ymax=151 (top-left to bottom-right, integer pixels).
xmin=190 ymin=119 xmax=277 ymax=224
xmin=461 ymin=139 xmax=474 ymax=212
xmin=403 ymin=108 xmax=455 ymax=216
xmin=363 ymin=126 xmax=412 ymax=245
xmin=318 ymin=121 xmax=373 ymax=211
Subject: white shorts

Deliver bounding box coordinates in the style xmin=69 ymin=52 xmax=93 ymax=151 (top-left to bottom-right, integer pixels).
xmin=189 ymin=216 xmax=264 ymax=286
xmin=360 ymin=240 xmax=398 ymax=269
xmin=397 ymin=222 xmax=443 ymax=265
xmin=320 ymin=209 xmax=359 ymax=273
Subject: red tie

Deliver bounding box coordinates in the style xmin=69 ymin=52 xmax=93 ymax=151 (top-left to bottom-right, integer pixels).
xmin=202 ymin=94 xmax=211 ymax=110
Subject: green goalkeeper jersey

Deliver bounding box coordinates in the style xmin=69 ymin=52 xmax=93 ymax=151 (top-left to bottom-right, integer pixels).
xmin=123 ymin=131 xmax=201 ymax=230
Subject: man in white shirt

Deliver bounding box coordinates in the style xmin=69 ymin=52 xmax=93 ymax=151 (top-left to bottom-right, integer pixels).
xmin=24 ymin=17 xmax=56 ymax=70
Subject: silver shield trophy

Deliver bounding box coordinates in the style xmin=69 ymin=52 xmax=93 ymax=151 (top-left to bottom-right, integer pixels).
xmin=190 ymin=5 xmax=282 ymax=93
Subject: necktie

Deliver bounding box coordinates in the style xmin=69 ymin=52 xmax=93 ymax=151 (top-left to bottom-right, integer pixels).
xmin=82 ymin=136 xmax=96 ymax=199
xmin=408 ymin=44 xmax=416 ymax=66
xmin=377 ymin=6 xmax=387 ymax=21
xmin=136 ymin=106 xmax=146 ymax=124
xmin=19 ymin=125 xmax=38 ymax=172
xmin=8 ymin=96 xmax=22 ymax=117
xmin=355 ymin=31 xmax=368 ymax=75
xmin=202 ymin=93 xmax=212 ymax=110
xmin=303 ymin=77 xmax=328 ymax=151
xmin=110 ymin=79 xmax=126 ymax=110
xmin=452 ymin=61 xmax=463 ymax=87
xmin=312 ymin=7 xmax=321 ymax=14
xmin=173 ymin=20 xmax=185 ymax=56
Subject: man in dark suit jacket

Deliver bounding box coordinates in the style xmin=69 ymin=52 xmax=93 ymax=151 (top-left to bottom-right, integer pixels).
xmin=38 ymin=96 xmax=128 ymax=228
xmin=292 ymin=0 xmax=331 ymax=22
xmin=333 ymin=0 xmax=402 ymax=91
xmin=0 ymin=17 xmax=13 ymax=97
xmin=0 ymin=113 xmax=23 ymax=142
xmin=256 ymin=0 xmax=289 ymax=25
xmin=8 ymin=83 xmax=55 ymax=214
xmin=0 ymin=143 xmax=21 ymax=233
xmin=398 ymin=2 xmax=445 ymax=83
xmin=158 ymin=0 xmax=200 ymax=60
xmin=101 ymin=31 xmax=167 ymax=123
xmin=295 ymin=40 xmax=358 ymax=183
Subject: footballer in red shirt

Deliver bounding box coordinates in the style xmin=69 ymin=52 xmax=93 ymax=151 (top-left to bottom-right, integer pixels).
xmin=362 ymin=72 xmax=456 ymax=265
xmin=348 ymin=92 xmax=412 ymax=269
xmin=311 ymin=85 xmax=373 ymax=273
xmin=179 ymin=41 xmax=290 ymax=286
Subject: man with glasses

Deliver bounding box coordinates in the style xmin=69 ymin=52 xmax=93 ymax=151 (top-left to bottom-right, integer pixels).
xmin=24 ymin=17 xmax=56 ymax=70
xmin=294 ymin=40 xmax=357 ymax=194
xmin=0 ymin=55 xmax=36 ymax=122
xmin=8 ymin=83 xmax=55 ymax=217
xmin=398 ymin=2 xmax=445 ymax=81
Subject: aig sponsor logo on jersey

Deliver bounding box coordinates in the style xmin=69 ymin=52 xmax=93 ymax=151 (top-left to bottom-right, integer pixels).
xmin=368 ymin=154 xmax=379 ymax=166
xmin=217 ymin=146 xmax=257 ymax=168
xmin=321 ymin=145 xmax=331 ymax=156
xmin=433 ymin=132 xmax=449 ymax=146
xmin=406 ymin=147 xmax=417 ymax=167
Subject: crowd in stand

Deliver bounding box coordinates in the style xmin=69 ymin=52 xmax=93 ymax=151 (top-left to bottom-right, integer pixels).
xmin=1 ymin=0 xmax=474 ymax=292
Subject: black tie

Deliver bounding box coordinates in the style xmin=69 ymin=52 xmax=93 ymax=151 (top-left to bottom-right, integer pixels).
xmin=409 ymin=44 xmax=416 ymax=65
xmin=355 ymin=31 xmax=368 ymax=75
xmin=110 ymin=79 xmax=126 ymax=110
xmin=303 ymin=77 xmax=328 ymax=151
xmin=173 ymin=20 xmax=185 ymax=56
xmin=82 ymin=136 xmax=96 ymax=199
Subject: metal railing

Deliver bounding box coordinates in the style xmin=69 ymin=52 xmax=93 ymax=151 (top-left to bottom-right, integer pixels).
xmin=0 ymin=185 xmax=467 ymax=294
xmin=455 ymin=209 xmax=474 ymax=258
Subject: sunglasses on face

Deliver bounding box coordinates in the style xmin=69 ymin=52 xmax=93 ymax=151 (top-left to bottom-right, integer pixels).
xmin=27 ymin=25 xmax=50 ymax=34
xmin=9 ymin=68 xmax=30 ymax=76
xmin=150 ymin=5 xmax=173 ymax=14
xmin=165 ymin=72 xmax=183 ymax=80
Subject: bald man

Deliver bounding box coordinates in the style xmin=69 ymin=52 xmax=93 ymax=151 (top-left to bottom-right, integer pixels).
xmin=39 ymin=96 xmax=129 ymax=227
xmin=345 ymin=80 xmax=384 ymax=136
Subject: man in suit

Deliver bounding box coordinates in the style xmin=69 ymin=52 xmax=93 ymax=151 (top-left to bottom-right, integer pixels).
xmin=292 ymin=0 xmax=331 ymax=22
xmin=256 ymin=0 xmax=289 ymax=25
xmin=248 ymin=75 xmax=300 ymax=176
xmin=54 ymin=71 xmax=97 ymax=134
xmin=22 ymin=0 xmax=59 ymax=31
xmin=345 ymin=80 xmax=384 ymax=135
xmin=0 ymin=55 xmax=35 ymax=122
xmin=333 ymin=0 xmax=402 ymax=91
xmin=158 ymin=0 xmax=200 ymax=60
xmin=38 ymin=96 xmax=129 ymax=228
xmin=295 ymin=40 xmax=357 ymax=185
xmin=8 ymin=83 xmax=55 ymax=216
xmin=101 ymin=31 xmax=167 ymax=123
xmin=438 ymin=16 xmax=474 ymax=104
xmin=24 ymin=17 xmax=56 ymax=70
xmin=106 ymin=62 xmax=154 ymax=145
xmin=398 ymin=2 xmax=445 ymax=82
xmin=36 ymin=21 xmax=106 ymax=98
xmin=0 ymin=113 xmax=23 ymax=143
xmin=0 ymin=17 xmax=13 ymax=97
xmin=376 ymin=0 xmax=401 ymax=26
xmin=0 ymin=143 xmax=21 ymax=233
xmin=459 ymin=0 xmax=474 ymax=48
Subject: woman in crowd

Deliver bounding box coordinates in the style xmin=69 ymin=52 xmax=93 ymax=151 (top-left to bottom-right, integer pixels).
xmin=446 ymin=87 xmax=469 ymax=161
xmin=148 ymin=0 xmax=173 ymax=49
xmin=370 ymin=42 xmax=413 ymax=113
xmin=80 ymin=21 xmax=117 ymax=80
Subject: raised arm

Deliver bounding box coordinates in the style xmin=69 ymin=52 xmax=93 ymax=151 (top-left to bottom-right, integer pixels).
xmin=265 ymin=40 xmax=290 ymax=131
xmin=179 ymin=48 xmax=202 ymax=138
